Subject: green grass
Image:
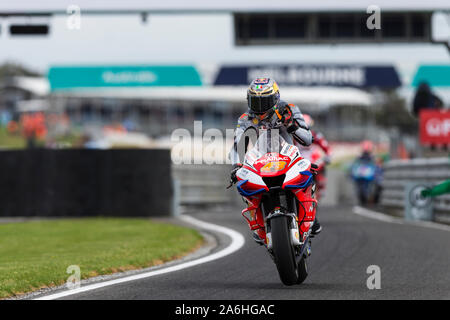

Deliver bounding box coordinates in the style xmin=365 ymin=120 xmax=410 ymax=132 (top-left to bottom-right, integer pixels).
xmin=0 ymin=127 xmax=26 ymax=149
xmin=0 ymin=218 xmax=203 ymax=298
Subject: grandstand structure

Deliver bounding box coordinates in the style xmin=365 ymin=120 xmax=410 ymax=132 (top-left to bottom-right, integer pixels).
xmin=1 ymin=1 xmax=449 ymax=141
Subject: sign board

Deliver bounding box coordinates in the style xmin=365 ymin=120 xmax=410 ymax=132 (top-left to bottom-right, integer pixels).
xmin=48 ymin=65 xmax=202 ymax=91
xmin=412 ymin=65 xmax=450 ymax=87
xmin=214 ymin=65 xmax=401 ymax=88
xmin=419 ymin=110 xmax=450 ymax=145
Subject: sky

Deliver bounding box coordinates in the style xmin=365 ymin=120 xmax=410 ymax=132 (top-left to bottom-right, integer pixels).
xmin=2 ymin=0 xmax=450 ymax=13
xmin=0 ymin=12 xmax=448 ymax=87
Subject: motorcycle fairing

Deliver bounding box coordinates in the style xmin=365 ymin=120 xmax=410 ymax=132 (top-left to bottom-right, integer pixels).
xmin=236 ymin=167 xmax=269 ymax=197
xmin=282 ymin=158 xmax=312 ymax=188
xmin=237 ymin=180 xmax=266 ymax=196
xmin=284 ymin=171 xmax=313 ymax=189
xmin=351 ymin=161 xmax=376 ymax=181
xmin=252 ymin=153 xmax=292 ymax=177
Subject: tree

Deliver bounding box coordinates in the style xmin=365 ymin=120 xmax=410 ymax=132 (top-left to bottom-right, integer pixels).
xmin=0 ymin=62 xmax=41 ymax=79
xmin=375 ymin=90 xmax=417 ymax=134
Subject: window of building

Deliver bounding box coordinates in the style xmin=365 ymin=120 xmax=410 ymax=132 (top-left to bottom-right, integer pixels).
xmin=411 ymin=14 xmax=427 ymax=38
xmin=382 ymin=14 xmax=406 ymax=38
xmin=235 ymin=12 xmax=430 ymax=45
xmin=274 ymin=15 xmax=307 ymax=39
xmin=248 ymin=16 xmax=269 ymax=39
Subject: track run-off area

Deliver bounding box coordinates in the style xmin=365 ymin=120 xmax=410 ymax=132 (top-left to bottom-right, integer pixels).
xmin=34 ymin=205 xmax=450 ymax=300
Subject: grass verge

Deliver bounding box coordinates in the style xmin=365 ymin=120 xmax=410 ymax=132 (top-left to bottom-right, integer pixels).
xmin=0 ymin=218 xmax=203 ymax=298
xmin=0 ymin=127 xmax=26 ymax=149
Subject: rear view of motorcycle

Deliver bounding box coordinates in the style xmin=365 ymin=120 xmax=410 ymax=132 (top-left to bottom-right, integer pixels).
xmin=351 ymin=159 xmax=377 ymax=205
xmin=232 ymin=129 xmax=318 ymax=285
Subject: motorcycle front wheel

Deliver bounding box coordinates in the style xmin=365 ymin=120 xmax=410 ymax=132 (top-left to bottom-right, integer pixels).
xmin=296 ymin=257 xmax=308 ymax=284
xmin=270 ymin=216 xmax=299 ymax=286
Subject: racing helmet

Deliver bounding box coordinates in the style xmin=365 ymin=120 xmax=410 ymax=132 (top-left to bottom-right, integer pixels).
xmin=303 ymin=114 xmax=314 ymax=128
xmin=247 ymin=78 xmax=280 ymax=114
xmin=361 ymin=140 xmax=374 ymax=153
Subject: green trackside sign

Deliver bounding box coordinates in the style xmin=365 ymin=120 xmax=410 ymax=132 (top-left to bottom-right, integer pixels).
xmin=412 ymin=65 xmax=450 ymax=87
xmin=48 ymin=65 xmax=202 ymax=91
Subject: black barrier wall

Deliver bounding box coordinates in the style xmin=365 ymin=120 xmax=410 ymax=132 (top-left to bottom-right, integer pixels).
xmin=0 ymin=149 xmax=173 ymax=217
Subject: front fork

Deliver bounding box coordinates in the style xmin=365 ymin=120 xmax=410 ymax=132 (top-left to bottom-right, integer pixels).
xmin=242 ymin=187 xmax=315 ymax=255
xmin=264 ymin=188 xmax=315 ymax=261
xmin=265 ymin=210 xmax=302 ymax=250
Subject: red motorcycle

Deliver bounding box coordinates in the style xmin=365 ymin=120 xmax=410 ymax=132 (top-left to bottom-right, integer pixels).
xmin=309 ymin=146 xmax=327 ymax=201
xmin=235 ymin=129 xmax=318 ymax=285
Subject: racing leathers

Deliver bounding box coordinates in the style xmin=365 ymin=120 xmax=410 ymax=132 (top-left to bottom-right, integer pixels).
xmin=229 ymin=100 xmax=321 ymax=236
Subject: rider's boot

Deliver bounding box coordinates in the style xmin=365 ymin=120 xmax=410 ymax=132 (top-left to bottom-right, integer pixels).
xmin=252 ymin=231 xmax=265 ymax=246
xmin=311 ymin=218 xmax=322 ymax=236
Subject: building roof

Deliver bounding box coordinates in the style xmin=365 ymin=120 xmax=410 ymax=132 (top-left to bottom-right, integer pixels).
xmin=2 ymin=0 xmax=450 ymax=14
xmin=52 ymin=86 xmax=373 ymax=109
xmin=0 ymin=76 xmax=50 ymax=96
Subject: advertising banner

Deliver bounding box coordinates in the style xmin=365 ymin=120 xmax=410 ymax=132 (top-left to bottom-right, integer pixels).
xmin=412 ymin=65 xmax=450 ymax=87
xmin=419 ymin=110 xmax=450 ymax=145
xmin=214 ymin=64 xmax=401 ymax=88
xmin=48 ymin=65 xmax=202 ymax=90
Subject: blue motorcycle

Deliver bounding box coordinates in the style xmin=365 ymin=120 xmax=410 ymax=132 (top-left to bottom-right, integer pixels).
xmin=351 ymin=160 xmax=377 ymax=205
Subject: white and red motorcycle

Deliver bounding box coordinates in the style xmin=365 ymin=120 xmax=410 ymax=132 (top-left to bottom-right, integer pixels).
xmin=232 ymin=129 xmax=318 ymax=285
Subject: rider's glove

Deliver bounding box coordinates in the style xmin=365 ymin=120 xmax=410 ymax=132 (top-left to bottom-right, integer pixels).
xmin=286 ymin=123 xmax=298 ymax=134
xmin=230 ymin=164 xmax=242 ymax=184
xmin=310 ymin=163 xmax=319 ymax=175
xmin=282 ymin=113 xmax=294 ymax=129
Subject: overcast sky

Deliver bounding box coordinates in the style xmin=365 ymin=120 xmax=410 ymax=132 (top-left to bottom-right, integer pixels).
xmin=0 ymin=12 xmax=449 ymax=80
xmin=2 ymin=0 xmax=450 ymax=13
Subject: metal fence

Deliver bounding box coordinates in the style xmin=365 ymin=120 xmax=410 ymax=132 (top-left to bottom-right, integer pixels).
xmin=173 ymin=158 xmax=450 ymax=216
xmin=172 ymin=164 xmax=352 ymax=208
xmin=172 ymin=164 xmax=238 ymax=205
xmin=381 ymin=157 xmax=450 ymax=214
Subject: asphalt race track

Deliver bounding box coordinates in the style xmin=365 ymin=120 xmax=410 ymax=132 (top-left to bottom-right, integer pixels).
xmin=39 ymin=205 xmax=450 ymax=300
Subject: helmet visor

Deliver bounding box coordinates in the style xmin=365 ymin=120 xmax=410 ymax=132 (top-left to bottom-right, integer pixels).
xmin=248 ymin=94 xmax=278 ymax=114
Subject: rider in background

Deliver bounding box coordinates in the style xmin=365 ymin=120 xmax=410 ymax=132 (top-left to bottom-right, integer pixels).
xmin=297 ymin=114 xmax=331 ymax=200
xmin=351 ymin=140 xmax=376 ymax=205
xmin=299 ymin=114 xmax=331 ymax=165
xmin=229 ymin=77 xmax=322 ymax=236
xmin=359 ymin=140 xmax=374 ymax=162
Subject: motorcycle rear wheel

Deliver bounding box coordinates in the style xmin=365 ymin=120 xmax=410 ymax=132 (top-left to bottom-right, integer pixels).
xmin=271 ymin=216 xmax=299 ymax=286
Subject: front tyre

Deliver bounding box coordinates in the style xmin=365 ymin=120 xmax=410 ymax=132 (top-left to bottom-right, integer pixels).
xmin=296 ymin=257 xmax=308 ymax=284
xmin=270 ymin=216 xmax=298 ymax=286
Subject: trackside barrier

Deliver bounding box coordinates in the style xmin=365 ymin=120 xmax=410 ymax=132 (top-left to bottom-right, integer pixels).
xmin=172 ymin=164 xmax=238 ymax=205
xmin=171 ymin=165 xmax=353 ymax=207
xmin=0 ymin=149 xmax=173 ymax=217
xmin=381 ymin=157 xmax=450 ymax=218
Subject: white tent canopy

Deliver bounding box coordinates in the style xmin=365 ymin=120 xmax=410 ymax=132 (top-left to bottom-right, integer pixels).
xmin=15 ymin=99 xmax=49 ymax=112
xmin=53 ymin=86 xmax=373 ymax=110
xmin=0 ymin=76 xmax=50 ymax=97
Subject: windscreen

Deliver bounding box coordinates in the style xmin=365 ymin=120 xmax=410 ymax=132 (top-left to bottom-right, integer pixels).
xmin=244 ymin=129 xmax=288 ymax=165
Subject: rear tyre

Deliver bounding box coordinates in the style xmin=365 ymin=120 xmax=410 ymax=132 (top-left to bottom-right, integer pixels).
xmin=270 ymin=216 xmax=298 ymax=286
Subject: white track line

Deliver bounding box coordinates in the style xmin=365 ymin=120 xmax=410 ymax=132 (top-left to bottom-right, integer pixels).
xmin=34 ymin=215 xmax=245 ymax=300
xmin=353 ymin=206 xmax=450 ymax=232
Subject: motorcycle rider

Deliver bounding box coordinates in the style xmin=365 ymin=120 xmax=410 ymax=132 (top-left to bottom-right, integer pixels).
xmin=351 ymin=140 xmax=376 ymax=205
xmin=229 ymin=78 xmax=322 ymax=239
xmin=298 ymin=114 xmax=331 ymax=200
xmin=299 ymin=114 xmax=331 ymax=164
xmin=359 ymin=140 xmax=374 ymax=162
